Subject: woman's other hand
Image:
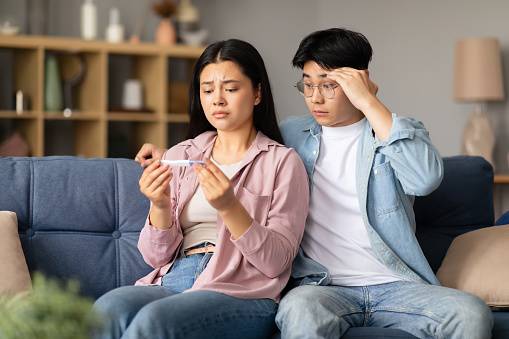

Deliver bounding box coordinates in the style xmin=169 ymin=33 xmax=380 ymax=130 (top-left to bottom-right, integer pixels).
xmin=193 ymin=157 xmax=236 ymax=211
xmin=135 ymin=143 xmax=168 ymax=168
xmin=193 ymin=157 xmax=253 ymax=239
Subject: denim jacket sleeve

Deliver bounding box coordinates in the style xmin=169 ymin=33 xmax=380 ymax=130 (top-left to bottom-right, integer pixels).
xmin=374 ymin=114 xmax=444 ymax=196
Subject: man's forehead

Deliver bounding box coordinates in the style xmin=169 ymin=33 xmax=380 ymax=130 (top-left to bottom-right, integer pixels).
xmin=302 ymin=61 xmax=328 ymax=78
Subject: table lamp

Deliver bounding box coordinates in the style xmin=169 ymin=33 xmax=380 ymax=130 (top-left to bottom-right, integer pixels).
xmin=453 ymin=37 xmax=505 ymax=169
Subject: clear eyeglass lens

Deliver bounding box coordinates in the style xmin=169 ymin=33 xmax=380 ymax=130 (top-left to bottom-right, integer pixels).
xmin=296 ymin=81 xmax=335 ymax=99
xmin=320 ymin=84 xmax=335 ymax=99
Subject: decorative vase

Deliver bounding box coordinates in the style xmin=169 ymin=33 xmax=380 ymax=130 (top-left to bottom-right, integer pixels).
xmin=44 ymin=54 xmax=63 ymax=111
xmin=155 ymin=18 xmax=176 ymax=46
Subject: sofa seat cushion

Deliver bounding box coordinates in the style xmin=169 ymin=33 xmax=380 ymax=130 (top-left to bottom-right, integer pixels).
xmin=0 ymin=211 xmax=31 ymax=295
xmin=436 ymin=225 xmax=509 ymax=310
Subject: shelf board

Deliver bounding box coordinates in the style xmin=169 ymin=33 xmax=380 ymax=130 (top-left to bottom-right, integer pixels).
xmin=0 ymin=35 xmax=205 ymax=57
xmin=43 ymin=111 xmax=101 ymax=120
xmin=494 ymin=175 xmax=509 ymax=184
xmin=0 ymin=111 xmax=38 ymax=119
xmin=166 ymin=113 xmax=189 ymax=123
xmin=108 ymin=112 xmax=158 ymax=122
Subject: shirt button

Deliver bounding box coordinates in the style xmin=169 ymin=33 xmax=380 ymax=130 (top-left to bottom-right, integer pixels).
xmin=313 ymin=151 xmax=317 ymax=155
xmin=374 ymin=169 xmax=378 ymax=175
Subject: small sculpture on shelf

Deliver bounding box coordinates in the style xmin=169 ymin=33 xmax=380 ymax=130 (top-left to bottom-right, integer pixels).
xmin=60 ymin=53 xmax=87 ymax=115
xmin=152 ymin=0 xmax=178 ymax=46
xmin=177 ymin=0 xmax=208 ymax=46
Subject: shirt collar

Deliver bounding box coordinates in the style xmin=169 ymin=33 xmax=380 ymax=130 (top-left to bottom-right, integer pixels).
xmin=303 ymin=120 xmax=322 ymax=137
xmin=183 ymin=130 xmax=280 ymax=160
xmin=304 ymin=118 xmax=373 ymax=138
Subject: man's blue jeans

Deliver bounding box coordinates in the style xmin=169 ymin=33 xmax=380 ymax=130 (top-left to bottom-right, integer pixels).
xmin=276 ymin=281 xmax=493 ymax=339
xmin=92 ymin=248 xmax=277 ymax=339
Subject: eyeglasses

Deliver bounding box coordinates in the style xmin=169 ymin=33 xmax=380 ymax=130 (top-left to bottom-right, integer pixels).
xmin=294 ymin=80 xmax=339 ymax=99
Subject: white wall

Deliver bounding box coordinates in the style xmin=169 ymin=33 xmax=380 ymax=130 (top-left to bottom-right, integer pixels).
xmin=2 ymin=0 xmax=509 ymax=215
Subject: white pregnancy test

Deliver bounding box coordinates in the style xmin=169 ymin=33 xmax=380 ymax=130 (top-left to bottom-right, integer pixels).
xmin=160 ymin=160 xmax=205 ymax=167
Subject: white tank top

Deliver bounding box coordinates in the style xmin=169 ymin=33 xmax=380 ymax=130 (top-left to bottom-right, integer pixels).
xmin=179 ymin=158 xmax=241 ymax=250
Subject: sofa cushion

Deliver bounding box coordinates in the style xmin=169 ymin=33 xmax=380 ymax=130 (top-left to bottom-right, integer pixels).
xmin=436 ymin=225 xmax=509 ymax=310
xmin=0 ymin=211 xmax=31 ymax=295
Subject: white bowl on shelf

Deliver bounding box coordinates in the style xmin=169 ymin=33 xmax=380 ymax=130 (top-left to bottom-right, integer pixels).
xmin=181 ymin=29 xmax=208 ymax=47
xmin=0 ymin=19 xmax=20 ymax=36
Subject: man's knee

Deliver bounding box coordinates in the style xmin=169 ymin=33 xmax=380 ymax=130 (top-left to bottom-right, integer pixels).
xmin=278 ymin=285 xmax=319 ymax=316
xmin=442 ymin=290 xmax=493 ymax=338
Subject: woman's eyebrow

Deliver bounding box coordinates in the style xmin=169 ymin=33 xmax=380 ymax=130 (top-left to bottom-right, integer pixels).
xmin=201 ymin=79 xmax=240 ymax=85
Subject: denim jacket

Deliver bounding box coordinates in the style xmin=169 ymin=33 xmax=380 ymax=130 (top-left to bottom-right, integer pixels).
xmin=280 ymin=114 xmax=443 ymax=287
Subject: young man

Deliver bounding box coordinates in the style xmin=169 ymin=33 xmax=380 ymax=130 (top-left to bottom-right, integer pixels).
xmin=274 ymin=28 xmax=492 ymax=339
xmin=135 ymin=28 xmax=493 ymax=338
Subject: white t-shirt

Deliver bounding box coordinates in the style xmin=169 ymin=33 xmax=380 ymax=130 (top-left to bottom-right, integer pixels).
xmin=301 ymin=118 xmax=407 ymax=286
xmin=179 ymin=158 xmax=241 ymax=250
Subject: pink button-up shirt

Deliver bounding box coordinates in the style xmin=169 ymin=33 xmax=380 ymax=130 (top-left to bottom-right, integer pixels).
xmin=135 ymin=131 xmax=309 ymax=303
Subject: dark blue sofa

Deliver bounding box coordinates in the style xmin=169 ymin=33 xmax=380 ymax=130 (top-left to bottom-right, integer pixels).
xmin=0 ymin=155 xmax=507 ymax=338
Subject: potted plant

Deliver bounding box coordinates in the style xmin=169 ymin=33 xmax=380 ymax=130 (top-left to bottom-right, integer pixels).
xmin=0 ymin=273 xmax=102 ymax=339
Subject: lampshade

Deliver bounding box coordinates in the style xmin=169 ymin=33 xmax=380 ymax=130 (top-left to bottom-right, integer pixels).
xmin=453 ymin=37 xmax=505 ymax=102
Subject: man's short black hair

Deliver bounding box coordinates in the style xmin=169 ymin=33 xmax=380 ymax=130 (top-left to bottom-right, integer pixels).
xmin=292 ymin=28 xmax=373 ymax=70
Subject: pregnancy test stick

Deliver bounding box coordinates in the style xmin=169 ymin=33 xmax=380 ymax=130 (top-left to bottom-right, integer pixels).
xmin=160 ymin=160 xmax=205 ymax=167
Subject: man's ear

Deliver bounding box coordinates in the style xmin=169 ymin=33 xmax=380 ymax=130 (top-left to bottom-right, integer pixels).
xmin=254 ymin=83 xmax=262 ymax=106
xmin=365 ymin=69 xmax=370 ymax=77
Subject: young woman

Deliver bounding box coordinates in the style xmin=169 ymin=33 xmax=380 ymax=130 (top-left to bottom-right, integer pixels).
xmin=92 ymin=39 xmax=309 ymax=339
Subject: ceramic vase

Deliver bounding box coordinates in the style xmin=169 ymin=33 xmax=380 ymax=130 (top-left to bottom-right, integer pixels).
xmin=155 ymin=18 xmax=176 ymax=46
xmin=44 ymin=54 xmax=63 ymax=111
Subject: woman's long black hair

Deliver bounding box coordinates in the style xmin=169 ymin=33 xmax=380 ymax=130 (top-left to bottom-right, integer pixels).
xmin=186 ymin=39 xmax=283 ymax=144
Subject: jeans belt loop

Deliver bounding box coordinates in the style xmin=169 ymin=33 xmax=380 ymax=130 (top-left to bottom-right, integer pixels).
xmin=181 ymin=244 xmax=215 ymax=257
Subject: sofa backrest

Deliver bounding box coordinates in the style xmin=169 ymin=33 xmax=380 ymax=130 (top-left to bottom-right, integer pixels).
xmin=0 ymin=156 xmax=152 ymax=299
xmin=0 ymin=155 xmax=495 ymax=299
xmin=414 ymin=155 xmax=494 ymax=272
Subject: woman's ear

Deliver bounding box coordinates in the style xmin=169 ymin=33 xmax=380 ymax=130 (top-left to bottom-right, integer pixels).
xmin=254 ymin=83 xmax=262 ymax=106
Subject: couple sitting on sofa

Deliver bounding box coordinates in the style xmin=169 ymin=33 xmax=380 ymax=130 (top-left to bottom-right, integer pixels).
xmin=93 ymin=28 xmax=493 ymax=339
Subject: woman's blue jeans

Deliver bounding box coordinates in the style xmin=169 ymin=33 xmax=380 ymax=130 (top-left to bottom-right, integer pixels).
xmin=276 ymin=281 xmax=493 ymax=339
xmin=93 ymin=245 xmax=277 ymax=339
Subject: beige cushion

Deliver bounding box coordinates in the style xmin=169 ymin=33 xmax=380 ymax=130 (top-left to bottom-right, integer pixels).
xmin=436 ymin=225 xmax=509 ymax=310
xmin=0 ymin=211 xmax=31 ymax=295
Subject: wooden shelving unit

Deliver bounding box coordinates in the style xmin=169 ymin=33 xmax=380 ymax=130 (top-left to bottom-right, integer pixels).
xmin=0 ymin=35 xmax=205 ymax=158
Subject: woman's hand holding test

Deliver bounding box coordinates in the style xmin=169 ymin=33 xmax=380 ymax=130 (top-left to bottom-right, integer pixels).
xmin=193 ymin=157 xmax=253 ymax=239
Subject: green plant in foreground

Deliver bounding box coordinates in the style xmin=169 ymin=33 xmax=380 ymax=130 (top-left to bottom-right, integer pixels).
xmin=0 ymin=273 xmax=102 ymax=339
